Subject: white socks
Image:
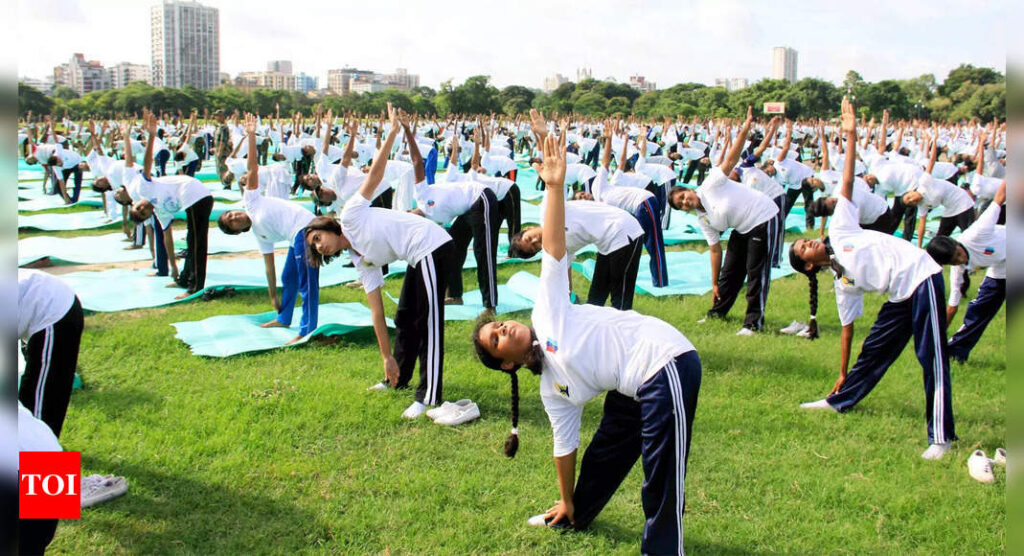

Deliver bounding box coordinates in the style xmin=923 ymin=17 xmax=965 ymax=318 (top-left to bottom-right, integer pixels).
xmin=921 ymin=442 xmax=952 ymax=460
xmin=799 ymin=399 xmax=836 ymax=411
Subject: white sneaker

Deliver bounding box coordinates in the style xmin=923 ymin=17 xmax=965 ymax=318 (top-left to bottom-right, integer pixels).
xmin=366 ymin=381 xmax=389 ymax=392
xmin=426 ymin=399 xmax=473 ymax=420
xmin=435 ymin=402 xmax=481 ymax=426
xmin=967 ymin=450 xmax=995 ymax=483
xmin=994 ymin=447 xmax=1006 ymax=466
xmin=697 ymin=317 xmax=708 ymax=324
xmin=736 ymin=327 xmax=755 ymax=337
xmin=800 ymin=399 xmax=837 ymax=411
xmin=795 ymin=325 xmax=814 ymax=338
xmin=527 ymin=513 xmax=548 ymax=527
xmin=780 ymin=320 xmax=806 ymax=334
xmin=81 ymin=474 xmax=128 ymax=508
xmin=922 ymin=442 xmax=952 ymax=460
xmin=402 ymin=401 xmax=429 ymax=419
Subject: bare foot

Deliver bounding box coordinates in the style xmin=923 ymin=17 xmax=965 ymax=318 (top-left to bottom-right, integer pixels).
xmin=260 ymin=320 xmax=288 ymax=329
xmin=124 ymin=245 xmax=143 ymax=250
xmin=174 ymin=292 xmax=191 ymax=300
xmin=444 ymin=297 xmax=463 ymax=305
xmin=167 ymin=282 xmax=185 ymax=288
xmin=284 ymin=335 xmax=304 ymax=345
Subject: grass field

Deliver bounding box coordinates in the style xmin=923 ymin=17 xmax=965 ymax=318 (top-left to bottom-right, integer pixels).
xmin=20 ymin=194 xmax=1005 ymax=554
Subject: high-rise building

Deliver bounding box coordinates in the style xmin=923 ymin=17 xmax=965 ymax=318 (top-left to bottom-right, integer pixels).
xmin=771 ymin=46 xmax=798 ymax=83
xmin=266 ymin=60 xmax=293 ymax=74
xmin=714 ymin=77 xmax=749 ymax=91
xmin=542 ymin=73 xmax=568 ymax=92
xmin=108 ymin=62 xmax=152 ymax=89
xmin=20 ymin=76 xmax=54 ymax=93
xmin=327 ymin=67 xmax=418 ymax=95
xmin=628 ymin=75 xmax=656 ymax=92
xmin=576 ymin=67 xmax=592 ymax=82
xmin=53 ymin=53 xmax=109 ymax=95
xmin=234 ymin=71 xmax=296 ymax=91
xmin=295 ymin=72 xmax=318 ymax=93
xmin=151 ymin=0 xmax=220 ymax=90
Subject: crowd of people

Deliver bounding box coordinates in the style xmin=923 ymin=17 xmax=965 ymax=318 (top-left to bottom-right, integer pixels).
xmin=17 ymin=96 xmax=1006 ymax=553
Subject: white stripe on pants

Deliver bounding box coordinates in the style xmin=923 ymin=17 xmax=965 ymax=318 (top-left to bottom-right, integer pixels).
xmin=664 ymin=360 xmax=687 ymax=555
xmin=926 ymin=278 xmax=946 ymax=444
xmin=421 ymin=254 xmax=441 ymax=405
xmin=34 ymin=325 xmax=54 ymax=419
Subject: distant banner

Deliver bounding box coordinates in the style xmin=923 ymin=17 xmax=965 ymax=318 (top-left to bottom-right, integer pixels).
xmin=763 ymin=102 xmax=786 ymax=114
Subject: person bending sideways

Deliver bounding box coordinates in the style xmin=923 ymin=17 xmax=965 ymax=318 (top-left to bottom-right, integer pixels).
xmin=304 ymin=104 xmax=454 ymax=420
xmin=790 ymin=97 xmax=956 ymax=461
xmin=473 ymin=129 xmax=700 ymax=555
xmin=218 ymin=114 xmax=320 ymax=345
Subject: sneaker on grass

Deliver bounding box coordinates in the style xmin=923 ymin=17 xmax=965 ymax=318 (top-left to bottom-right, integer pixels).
xmin=435 ymin=402 xmax=480 ymax=426
xmin=967 ymin=450 xmax=995 ymax=483
xmin=921 ymin=442 xmax=952 ymax=460
xmin=402 ymin=401 xmax=429 ymax=420
xmin=780 ymin=320 xmax=806 ymax=335
xmin=426 ymin=399 xmax=472 ymax=420
xmin=366 ymin=381 xmax=389 ymax=392
xmin=81 ymin=475 xmax=128 ymax=508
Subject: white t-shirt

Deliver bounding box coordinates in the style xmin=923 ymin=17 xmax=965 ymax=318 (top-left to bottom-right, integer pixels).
xmin=243 ymin=188 xmax=315 ymax=254
xmin=565 ymin=163 xmax=597 ymax=186
xmin=19 ymin=403 xmax=62 ymax=452
xmin=970 ymin=173 xmax=1002 ymax=201
xmin=340 ymin=195 xmax=452 ymax=293
xmin=695 ymin=168 xmax=779 ymax=246
xmin=871 ymin=160 xmax=923 ymax=197
xmin=819 ymin=170 xmax=871 ymax=197
xmin=847 ymin=186 xmax=889 ymax=225
xmin=594 ymin=168 xmax=654 ymax=214
xmin=447 ymin=169 xmax=515 ymax=200
xmin=413 ymin=180 xmax=486 ymax=226
xmin=912 ymin=174 xmax=975 ymax=218
xmin=774 ymin=157 xmax=814 ymax=190
xmin=539 ymin=199 xmax=644 ymax=258
xmin=635 ymin=157 xmax=676 ymax=186
xmin=18 ymin=269 xmax=76 ymax=342
xmin=253 ymin=164 xmax=293 ymax=200
xmin=134 ymin=173 xmax=213 ymax=228
xmin=533 ymin=252 xmax=695 ymax=457
xmin=86 ymin=151 xmax=126 ymax=188
xmin=739 ymin=166 xmax=785 ymax=199
xmin=948 ymin=201 xmax=1005 ymax=306
xmin=828 ymin=197 xmax=941 ymax=325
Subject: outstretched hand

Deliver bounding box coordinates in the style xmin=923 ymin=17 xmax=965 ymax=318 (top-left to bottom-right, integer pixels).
xmin=531 ymin=127 xmax=566 ymax=187
xmin=243 ymin=112 xmax=258 ymax=135
xmin=840 ymin=97 xmax=856 ymax=135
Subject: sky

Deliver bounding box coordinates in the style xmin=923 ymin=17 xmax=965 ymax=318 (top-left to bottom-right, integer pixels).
xmin=15 ymin=0 xmax=1009 ymax=90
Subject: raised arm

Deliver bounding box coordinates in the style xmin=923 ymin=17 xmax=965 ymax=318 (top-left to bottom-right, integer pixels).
xmin=720 ymin=106 xmax=753 ymax=176
xmin=245 ymin=113 xmax=259 ymax=190
xmin=839 ymin=97 xmax=856 ymax=202
xmin=341 ymin=119 xmax=358 ymax=168
xmin=142 ymin=110 xmax=157 ymax=181
xmin=618 ymin=124 xmax=629 ymax=170
xmin=600 ymin=119 xmax=613 ymax=171
xmin=122 ymin=121 xmax=134 ymax=168
xmin=777 ymin=119 xmax=794 ymax=162
xmin=321 ymin=108 xmax=334 ymax=156
xmin=529 ymin=108 xmax=549 ymax=145
xmin=819 ymin=121 xmax=830 ymax=171
xmin=533 ymin=124 xmax=567 ymax=259
xmin=754 ymin=116 xmax=778 ymax=159
xmin=924 ymin=124 xmax=938 ymax=174
xmin=876 ymin=110 xmax=888 ymax=153
xmin=400 ymin=110 xmax=426 ymax=184
xmin=358 ymin=103 xmax=400 ymax=201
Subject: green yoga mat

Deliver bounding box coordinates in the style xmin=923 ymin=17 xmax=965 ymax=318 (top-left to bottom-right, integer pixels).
xmin=571 ymin=245 xmax=798 ymax=298
xmin=171 ymin=302 xmax=394 ymax=357
xmin=18 ymin=229 xmax=286 ymax=266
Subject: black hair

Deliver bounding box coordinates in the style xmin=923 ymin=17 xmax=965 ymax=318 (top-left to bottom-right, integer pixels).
xmin=128 ymin=205 xmax=148 ymax=224
xmin=507 ymin=230 xmax=539 ymax=260
xmin=174 ymin=150 xmax=185 ymax=162
xmin=46 ymin=155 xmax=58 ymax=166
xmin=472 ymin=314 xmax=544 ymax=458
xmin=788 ymin=244 xmax=820 ymax=340
xmin=800 ymin=176 xmax=815 ymax=191
xmin=303 ymin=216 xmax=343 ymax=268
xmin=925 ymin=235 xmax=960 ymax=266
xmin=668 ymin=185 xmax=688 ymax=209
xmin=217 ymin=211 xmax=249 ymax=235
xmin=806 ymin=198 xmax=832 ymax=218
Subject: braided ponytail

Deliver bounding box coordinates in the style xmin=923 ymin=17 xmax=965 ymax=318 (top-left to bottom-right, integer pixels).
xmin=504 ymin=371 xmax=520 ymax=458
xmin=806 ymin=272 xmax=819 ymax=339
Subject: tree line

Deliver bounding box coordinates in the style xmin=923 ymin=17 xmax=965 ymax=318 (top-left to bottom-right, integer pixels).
xmin=19 ymin=63 xmax=1003 ymax=122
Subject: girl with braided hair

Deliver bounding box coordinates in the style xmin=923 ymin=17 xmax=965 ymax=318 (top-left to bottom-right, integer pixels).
xmin=472 ymin=114 xmax=701 ymax=555
xmin=791 ymin=98 xmax=956 ymax=461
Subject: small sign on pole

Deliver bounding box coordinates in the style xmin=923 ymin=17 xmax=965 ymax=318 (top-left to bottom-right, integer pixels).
xmin=763 ymin=102 xmax=786 ymax=114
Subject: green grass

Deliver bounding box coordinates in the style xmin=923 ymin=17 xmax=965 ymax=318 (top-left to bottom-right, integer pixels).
xmin=37 ymin=226 xmax=1005 ymax=554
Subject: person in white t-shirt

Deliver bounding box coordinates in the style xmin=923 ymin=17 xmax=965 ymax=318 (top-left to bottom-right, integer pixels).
xmin=173 ymin=111 xmax=201 ymax=176
xmin=126 ymin=111 xmax=215 ymax=298
xmin=925 ymin=182 xmax=1005 ymax=363
xmin=901 ymin=127 xmax=976 ymax=247
xmin=18 ymin=269 xmax=83 ymax=439
xmin=766 ymin=119 xmax=819 ymax=231
xmin=791 ymin=98 xmax=955 ymax=460
xmin=405 ymin=115 xmax=500 ymax=310
xmin=472 ymin=129 xmax=700 ymax=555
xmin=304 ymin=104 xmax=455 ymax=419
xmin=218 ymin=115 xmax=320 ymax=344
xmin=579 ymin=122 xmax=668 ymax=288
xmin=667 ymin=107 xmax=780 ymax=335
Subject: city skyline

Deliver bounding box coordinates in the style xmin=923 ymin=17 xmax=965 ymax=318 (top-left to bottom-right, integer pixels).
xmin=16 ymin=0 xmax=1008 ymax=91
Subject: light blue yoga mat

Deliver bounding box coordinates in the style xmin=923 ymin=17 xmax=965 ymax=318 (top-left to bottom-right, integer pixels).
xmin=18 ymin=229 xmax=286 ymax=266
xmin=571 ymin=245 xmax=797 ymax=297
xmin=171 ymin=302 xmax=394 ymax=357
xmin=18 ymin=201 xmax=242 ymax=231
xmin=61 ymin=254 xmax=360 ymax=312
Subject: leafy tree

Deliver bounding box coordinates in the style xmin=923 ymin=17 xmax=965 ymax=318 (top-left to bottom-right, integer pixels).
xmin=572 ymin=91 xmax=607 ymax=116
xmin=939 ymin=64 xmax=1003 ymax=96
xmin=18 ymin=82 xmax=55 ymax=116
xmin=52 ymin=86 xmax=79 ymax=101
xmin=606 ymin=96 xmax=631 ymax=116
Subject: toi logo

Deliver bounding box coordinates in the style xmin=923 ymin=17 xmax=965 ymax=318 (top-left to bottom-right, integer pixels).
xmin=19 ymin=451 xmax=81 ymax=519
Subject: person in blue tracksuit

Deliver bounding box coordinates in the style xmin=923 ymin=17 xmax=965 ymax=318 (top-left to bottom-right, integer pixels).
xmin=218 ymin=114 xmax=320 ymax=345
xmin=926 ymin=182 xmax=1005 ymax=363
xmin=791 ymin=97 xmax=956 ymax=461
xmin=473 ymin=120 xmax=700 ymax=555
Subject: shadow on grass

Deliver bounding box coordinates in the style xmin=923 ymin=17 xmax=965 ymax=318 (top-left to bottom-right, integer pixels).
xmin=72 ymin=454 xmax=332 ymax=553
